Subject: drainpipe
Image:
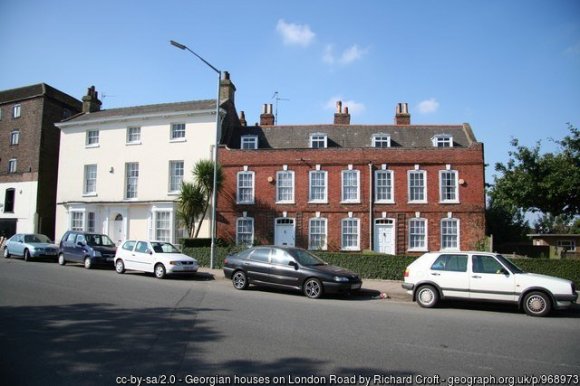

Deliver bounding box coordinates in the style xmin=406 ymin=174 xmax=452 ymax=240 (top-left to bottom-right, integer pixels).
xmin=368 ymin=162 xmax=373 ymax=251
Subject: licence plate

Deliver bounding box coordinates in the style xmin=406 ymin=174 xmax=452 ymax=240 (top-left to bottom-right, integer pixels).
xmin=351 ymin=283 xmax=361 ymax=290
xmin=106 ymin=257 xmax=113 ymax=262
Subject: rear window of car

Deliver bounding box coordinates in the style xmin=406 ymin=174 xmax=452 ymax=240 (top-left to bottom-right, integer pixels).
xmin=249 ymin=248 xmax=270 ymax=263
xmin=431 ymin=254 xmax=468 ymax=272
xmin=122 ymin=241 xmax=136 ymax=251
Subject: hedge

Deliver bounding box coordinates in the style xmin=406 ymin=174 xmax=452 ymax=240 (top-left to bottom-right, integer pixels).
xmin=182 ymin=247 xmax=580 ymax=283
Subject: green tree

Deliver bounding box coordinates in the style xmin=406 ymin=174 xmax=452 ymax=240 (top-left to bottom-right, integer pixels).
xmin=177 ymin=182 xmax=205 ymax=238
xmin=486 ymin=197 xmax=529 ymax=245
xmin=192 ymin=160 xmax=223 ymax=238
xmin=490 ymin=125 xmax=579 ymax=229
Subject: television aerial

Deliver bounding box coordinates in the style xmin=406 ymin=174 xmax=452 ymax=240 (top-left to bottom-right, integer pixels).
xmin=271 ymin=91 xmax=289 ymax=125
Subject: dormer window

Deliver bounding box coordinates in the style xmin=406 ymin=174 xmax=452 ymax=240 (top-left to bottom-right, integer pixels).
xmin=310 ymin=133 xmax=327 ymax=149
xmin=433 ymin=134 xmax=453 ymax=148
xmin=241 ymin=135 xmax=258 ymax=149
xmin=372 ymin=133 xmax=391 ymax=148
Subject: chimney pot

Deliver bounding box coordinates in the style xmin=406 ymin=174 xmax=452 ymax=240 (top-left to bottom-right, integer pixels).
xmin=336 ymin=101 xmax=342 ymax=113
xmin=82 ymin=85 xmax=102 ymax=113
xmin=395 ymin=102 xmax=411 ymax=125
xmin=334 ymin=101 xmax=350 ymax=125
xmin=260 ymin=103 xmax=275 ymax=126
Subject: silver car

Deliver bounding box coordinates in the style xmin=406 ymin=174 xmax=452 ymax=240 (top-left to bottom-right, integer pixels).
xmin=3 ymin=233 xmax=60 ymax=261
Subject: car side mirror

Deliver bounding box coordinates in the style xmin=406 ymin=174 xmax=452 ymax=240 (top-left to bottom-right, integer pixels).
xmin=148 ymin=250 xmax=153 ymax=255
xmin=289 ymin=261 xmax=298 ymax=270
xmin=499 ymin=268 xmax=510 ymax=276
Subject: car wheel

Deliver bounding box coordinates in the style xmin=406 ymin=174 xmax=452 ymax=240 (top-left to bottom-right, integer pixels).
xmin=84 ymin=257 xmax=92 ymax=269
xmin=3 ymin=247 xmax=10 ymax=259
xmin=24 ymin=249 xmax=30 ymax=262
xmin=303 ymin=278 xmax=323 ymax=299
xmin=416 ymin=285 xmax=439 ymax=308
xmin=154 ymin=263 xmax=166 ymax=279
xmin=232 ymin=271 xmax=248 ymax=290
xmin=523 ymin=291 xmax=551 ymax=317
xmin=115 ymin=259 xmax=125 ymax=274
xmin=58 ymin=253 xmax=66 ymax=265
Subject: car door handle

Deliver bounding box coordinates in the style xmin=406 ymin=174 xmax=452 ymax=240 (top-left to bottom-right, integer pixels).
xmin=431 ymin=273 xmax=441 ymax=276
xmin=243 ymin=262 xmax=250 ymax=266
xmin=472 ymin=275 xmax=481 ymax=279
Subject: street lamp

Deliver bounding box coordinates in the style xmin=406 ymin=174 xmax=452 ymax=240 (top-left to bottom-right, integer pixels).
xmin=170 ymin=40 xmax=220 ymax=269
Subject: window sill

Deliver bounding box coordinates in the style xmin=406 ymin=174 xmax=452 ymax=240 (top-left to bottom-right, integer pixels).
xmin=236 ymin=201 xmax=255 ymax=205
xmin=85 ymin=144 xmax=100 ymax=149
xmin=407 ymin=248 xmax=428 ymax=253
xmin=126 ymin=141 xmax=142 ymax=146
xmin=308 ymin=200 xmax=328 ymax=204
xmin=408 ymin=201 xmax=428 ymax=204
xmin=82 ymin=193 xmax=98 ymax=197
xmin=170 ymin=138 xmax=186 ymax=143
xmin=341 ymin=200 xmax=361 ymax=204
xmin=375 ymin=201 xmax=395 ymax=204
xmin=341 ymin=247 xmax=361 ymax=252
xmin=275 ymin=201 xmax=295 ymax=205
xmin=439 ymin=200 xmax=460 ymax=204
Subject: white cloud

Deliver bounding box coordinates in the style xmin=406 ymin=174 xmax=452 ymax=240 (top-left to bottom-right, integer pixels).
xmin=339 ymin=44 xmax=367 ymax=64
xmin=324 ymin=96 xmax=366 ymax=115
xmin=323 ymin=44 xmax=368 ymax=65
xmin=276 ymin=19 xmax=315 ymax=47
xmin=417 ymin=98 xmax=440 ymax=114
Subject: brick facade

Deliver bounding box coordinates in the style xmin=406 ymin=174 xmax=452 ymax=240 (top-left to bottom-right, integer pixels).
xmin=0 ymin=84 xmax=81 ymax=238
xmin=217 ymin=101 xmax=486 ymax=255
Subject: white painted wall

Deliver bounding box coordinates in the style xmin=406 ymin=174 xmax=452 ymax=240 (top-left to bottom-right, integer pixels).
xmin=0 ymin=181 xmax=38 ymax=234
xmin=55 ymin=109 xmax=215 ymax=243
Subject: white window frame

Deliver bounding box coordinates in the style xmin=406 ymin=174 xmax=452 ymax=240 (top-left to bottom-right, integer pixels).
xmin=310 ymin=133 xmax=327 ymax=149
xmin=154 ymin=210 xmax=172 ymax=242
xmin=87 ymin=212 xmax=96 ymax=233
xmin=440 ymin=170 xmax=459 ymax=203
xmin=126 ymin=127 xmax=141 ymax=145
xmin=432 ymin=134 xmax=453 ymax=148
xmin=9 ymin=130 xmax=19 ymax=145
xmin=83 ymin=164 xmax=97 ymax=196
xmin=13 ymin=104 xmax=21 ymax=119
xmin=236 ymin=171 xmax=255 ymax=204
xmin=441 ymin=218 xmax=460 ymax=251
xmin=8 ymin=159 xmax=17 ymax=174
xmin=341 ymin=218 xmax=360 ymax=251
xmin=375 ymin=169 xmax=394 ymax=203
xmin=372 ymin=133 xmax=391 ymax=148
xmin=241 ymin=135 xmax=258 ymax=149
xmin=170 ymin=123 xmax=186 ymax=141
xmin=408 ymin=170 xmax=427 ymax=203
xmin=341 ymin=169 xmax=360 ymax=203
xmin=408 ymin=218 xmax=428 ymax=251
xmin=86 ymin=130 xmax=99 ymax=147
xmin=236 ymin=217 xmax=254 ymax=246
xmin=276 ymin=170 xmax=294 ymax=203
xmin=70 ymin=210 xmax=85 ymax=232
xmin=169 ymin=160 xmax=184 ymax=193
xmin=308 ymin=170 xmax=328 ymax=203
xmin=125 ymin=162 xmax=139 ymax=199
xmin=309 ymin=218 xmax=327 ymax=251
xmin=557 ymin=240 xmax=576 ymax=252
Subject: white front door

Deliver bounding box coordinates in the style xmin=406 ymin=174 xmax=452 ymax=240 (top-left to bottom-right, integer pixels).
xmin=274 ymin=218 xmax=295 ymax=247
xmin=113 ymin=214 xmax=124 ymax=246
xmin=374 ymin=219 xmax=395 ymax=255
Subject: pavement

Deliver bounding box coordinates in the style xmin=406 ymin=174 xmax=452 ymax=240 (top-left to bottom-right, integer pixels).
xmin=198 ymin=267 xmax=411 ymax=302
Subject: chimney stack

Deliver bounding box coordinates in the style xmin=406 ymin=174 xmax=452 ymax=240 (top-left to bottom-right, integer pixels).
xmin=219 ymin=71 xmax=236 ymax=104
xmin=333 ymin=100 xmax=351 ymax=125
xmin=395 ymin=102 xmax=410 ymax=125
xmin=82 ymin=86 xmax=102 ymax=113
xmin=260 ymin=103 xmax=274 ymax=126
xmin=239 ymin=111 xmax=247 ymax=127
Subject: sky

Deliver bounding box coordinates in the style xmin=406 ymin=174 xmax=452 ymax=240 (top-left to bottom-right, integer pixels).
xmin=1 ymin=0 xmax=579 ymax=185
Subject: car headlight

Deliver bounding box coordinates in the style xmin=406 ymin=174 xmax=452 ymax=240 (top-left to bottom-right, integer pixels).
xmin=169 ymin=261 xmax=181 ymax=266
xmin=334 ymin=276 xmax=349 ymax=282
xmin=92 ymin=250 xmax=102 ymax=257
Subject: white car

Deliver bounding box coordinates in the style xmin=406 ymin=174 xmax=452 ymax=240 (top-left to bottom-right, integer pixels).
xmin=114 ymin=240 xmax=199 ymax=279
xmin=403 ymin=251 xmax=577 ymax=317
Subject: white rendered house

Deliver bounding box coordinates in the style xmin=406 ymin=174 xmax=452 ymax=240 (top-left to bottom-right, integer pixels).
xmin=55 ymin=76 xmax=237 ymax=245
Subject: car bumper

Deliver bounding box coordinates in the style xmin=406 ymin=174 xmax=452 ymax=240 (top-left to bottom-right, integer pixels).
xmin=31 ymin=251 xmax=59 ymax=258
xmin=323 ymin=280 xmax=363 ymax=294
xmin=553 ymin=292 xmax=578 ymax=310
xmin=92 ymin=256 xmax=115 ymax=265
xmin=167 ymin=265 xmax=199 ymax=274
xmin=223 ymin=267 xmax=234 ymax=279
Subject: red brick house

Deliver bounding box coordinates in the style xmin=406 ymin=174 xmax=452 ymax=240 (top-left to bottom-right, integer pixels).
xmin=217 ymin=100 xmax=485 ymax=255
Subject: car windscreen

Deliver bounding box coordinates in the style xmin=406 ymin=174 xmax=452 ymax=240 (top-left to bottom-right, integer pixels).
xmin=85 ymin=234 xmax=115 ymax=247
xmin=150 ymin=242 xmax=180 ymax=253
xmin=24 ymin=234 xmax=51 ymax=243
xmin=289 ymin=249 xmax=327 ymax=266
xmin=496 ymin=254 xmax=525 ymax=274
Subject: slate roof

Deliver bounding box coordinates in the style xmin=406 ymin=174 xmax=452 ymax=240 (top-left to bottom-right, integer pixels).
xmin=234 ymin=124 xmax=478 ymax=149
xmin=60 ymin=99 xmax=216 ymax=125
xmin=0 ymin=83 xmax=81 ymax=109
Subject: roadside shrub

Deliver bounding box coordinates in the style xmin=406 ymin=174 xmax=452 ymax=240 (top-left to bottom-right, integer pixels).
xmin=182 ymin=247 xmax=580 ymax=283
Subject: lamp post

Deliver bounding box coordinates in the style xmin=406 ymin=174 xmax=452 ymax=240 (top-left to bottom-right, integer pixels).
xmin=170 ymin=40 xmax=220 ymax=269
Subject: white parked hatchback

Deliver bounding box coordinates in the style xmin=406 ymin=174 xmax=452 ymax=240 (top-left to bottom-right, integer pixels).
xmin=403 ymin=251 xmax=577 ymax=316
xmin=114 ymin=240 xmax=199 ymax=279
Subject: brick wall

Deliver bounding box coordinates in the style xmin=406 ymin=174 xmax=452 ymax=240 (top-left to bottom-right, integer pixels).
xmin=217 ymin=144 xmax=485 ymax=254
